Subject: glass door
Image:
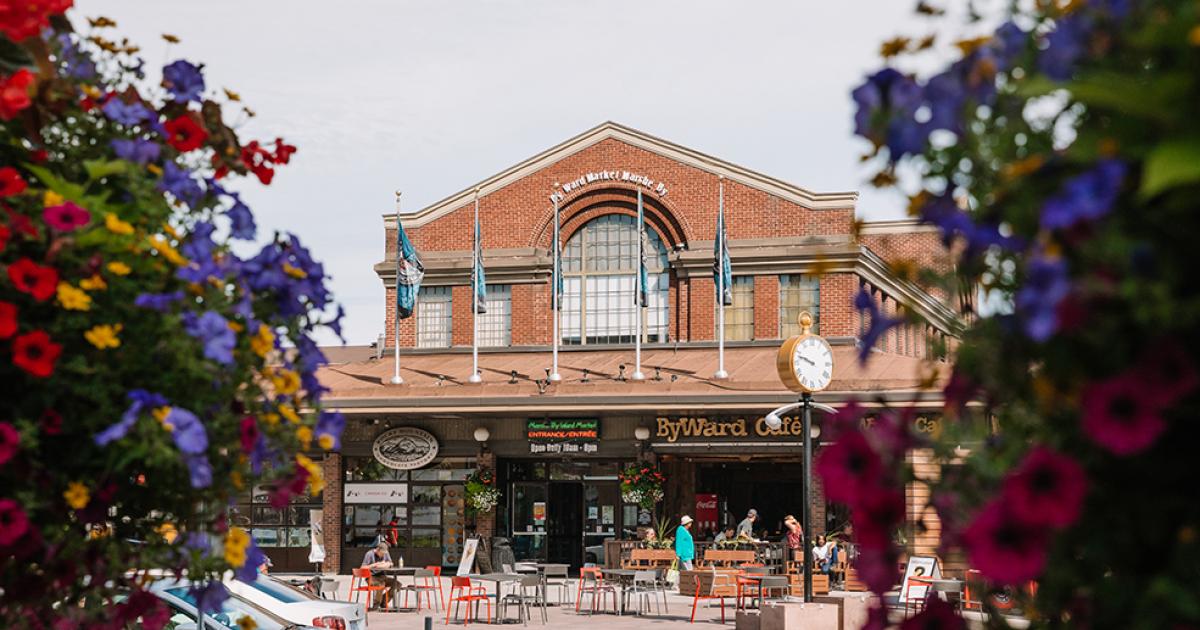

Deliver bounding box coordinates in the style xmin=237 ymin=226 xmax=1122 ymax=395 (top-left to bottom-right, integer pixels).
xmin=582 ymin=482 xmax=620 ymax=565
xmin=510 ymin=482 xmax=548 ymax=562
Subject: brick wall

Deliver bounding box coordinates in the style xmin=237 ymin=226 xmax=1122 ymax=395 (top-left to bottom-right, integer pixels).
xmin=320 ymin=453 xmax=342 ymax=573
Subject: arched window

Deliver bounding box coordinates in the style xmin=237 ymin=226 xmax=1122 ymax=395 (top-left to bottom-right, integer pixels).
xmin=561 ymin=214 xmax=670 ymax=345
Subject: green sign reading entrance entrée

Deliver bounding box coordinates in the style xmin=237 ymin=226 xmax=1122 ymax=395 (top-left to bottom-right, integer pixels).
xmin=526 ymin=419 xmax=599 ymax=453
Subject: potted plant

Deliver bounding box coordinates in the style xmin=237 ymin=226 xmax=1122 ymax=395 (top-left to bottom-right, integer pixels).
xmin=464 ymin=467 xmax=500 ymax=514
xmin=618 ymin=463 xmax=665 ymax=510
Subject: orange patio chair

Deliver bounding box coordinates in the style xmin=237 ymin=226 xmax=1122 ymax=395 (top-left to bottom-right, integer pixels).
xmin=447 ymin=576 xmax=491 ymax=625
xmin=349 ymin=567 xmax=391 ymax=613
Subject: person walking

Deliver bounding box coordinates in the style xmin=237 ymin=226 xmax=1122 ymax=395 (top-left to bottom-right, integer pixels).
xmin=675 ymin=515 xmax=696 ymax=570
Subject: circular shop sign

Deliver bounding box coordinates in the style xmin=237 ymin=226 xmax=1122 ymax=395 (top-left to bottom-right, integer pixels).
xmin=372 ymin=427 xmax=439 ymax=470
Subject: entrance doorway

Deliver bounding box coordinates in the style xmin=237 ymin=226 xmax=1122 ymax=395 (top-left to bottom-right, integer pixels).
xmin=696 ymin=461 xmax=806 ymax=541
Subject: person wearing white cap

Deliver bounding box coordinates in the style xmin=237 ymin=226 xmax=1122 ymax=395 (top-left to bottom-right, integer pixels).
xmin=675 ymin=515 xmax=696 ymax=570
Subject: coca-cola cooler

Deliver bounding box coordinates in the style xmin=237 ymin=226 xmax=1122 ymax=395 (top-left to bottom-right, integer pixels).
xmin=695 ymin=493 xmax=719 ymax=533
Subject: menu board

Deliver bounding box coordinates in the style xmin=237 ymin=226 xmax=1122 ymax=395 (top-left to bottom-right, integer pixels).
xmin=442 ymin=485 xmax=465 ymax=567
xmin=526 ymin=418 xmax=599 ymax=453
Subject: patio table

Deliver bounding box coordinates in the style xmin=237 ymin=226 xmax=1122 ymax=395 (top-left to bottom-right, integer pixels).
xmin=737 ymin=573 xmax=791 ymax=608
xmin=377 ymin=567 xmax=421 ymax=612
xmin=468 ymin=573 xmax=525 ymax=623
xmin=600 ymin=568 xmax=639 ymax=614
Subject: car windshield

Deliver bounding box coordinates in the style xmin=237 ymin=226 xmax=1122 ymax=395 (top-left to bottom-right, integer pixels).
xmin=164 ymin=587 xmax=292 ymax=630
xmin=247 ymin=575 xmax=315 ymax=604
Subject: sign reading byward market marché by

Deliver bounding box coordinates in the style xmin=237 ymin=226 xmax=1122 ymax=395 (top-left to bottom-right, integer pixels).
xmin=526 ymin=419 xmax=600 ymax=453
xmin=655 ymin=414 xmax=943 ymax=443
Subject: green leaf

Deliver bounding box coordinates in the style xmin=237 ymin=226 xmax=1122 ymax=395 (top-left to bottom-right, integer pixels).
xmin=0 ymin=38 xmax=34 ymax=74
xmin=24 ymin=164 xmax=87 ymax=200
xmin=1067 ymin=71 xmax=1192 ymax=124
xmin=1140 ymin=138 xmax=1200 ymax=198
xmin=84 ymin=159 xmax=128 ymax=180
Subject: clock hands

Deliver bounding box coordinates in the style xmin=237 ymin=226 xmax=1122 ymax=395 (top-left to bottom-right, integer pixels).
xmin=797 ymin=355 xmax=815 ymax=367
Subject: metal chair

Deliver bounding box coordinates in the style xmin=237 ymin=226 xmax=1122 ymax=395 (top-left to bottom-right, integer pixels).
xmin=502 ymin=574 xmax=547 ymax=624
xmin=447 ymin=576 xmax=491 ymax=626
xmin=542 ymin=564 xmax=572 ymax=606
xmin=575 ymin=567 xmax=617 ymax=615
xmin=399 ymin=568 xmax=440 ymax=612
xmin=318 ymin=577 xmax=339 ymax=600
xmin=623 ymin=570 xmax=666 ymax=615
xmin=690 ymin=568 xmax=734 ymax=624
xmin=349 ymin=567 xmax=390 ymax=612
xmin=425 ymin=565 xmax=446 ymax=611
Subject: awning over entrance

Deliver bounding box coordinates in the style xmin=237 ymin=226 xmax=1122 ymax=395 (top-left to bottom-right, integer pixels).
xmin=317 ymin=344 xmax=948 ymax=413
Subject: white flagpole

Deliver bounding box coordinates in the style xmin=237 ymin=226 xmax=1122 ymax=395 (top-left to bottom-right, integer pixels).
xmin=548 ymin=190 xmax=562 ymax=382
xmin=633 ymin=189 xmax=645 ymax=381
xmin=469 ymin=188 xmax=482 ymax=383
xmin=714 ymin=176 xmax=729 ymax=380
xmin=390 ymin=191 xmax=404 ymax=385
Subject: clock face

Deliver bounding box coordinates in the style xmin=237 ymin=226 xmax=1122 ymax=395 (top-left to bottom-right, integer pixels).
xmin=792 ymin=336 xmax=834 ymax=392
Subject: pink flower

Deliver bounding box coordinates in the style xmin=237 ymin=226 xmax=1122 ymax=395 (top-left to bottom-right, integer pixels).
xmin=815 ymin=430 xmax=883 ymax=503
xmin=1002 ymin=447 xmax=1087 ymax=529
xmin=962 ymin=499 xmax=1048 ymax=585
xmin=0 ymin=498 xmax=30 ymax=546
xmin=851 ymin=486 xmax=906 ymax=549
xmin=1138 ymin=342 xmax=1199 ymax=402
xmin=900 ymin=597 xmax=965 ymax=630
xmin=43 ymin=202 xmax=91 ymax=231
xmin=0 ymin=422 xmax=18 ymax=465
xmin=1081 ymin=373 xmax=1169 ymax=456
xmin=854 ymin=545 xmax=900 ymax=594
xmin=239 ymin=416 xmax=259 ymax=454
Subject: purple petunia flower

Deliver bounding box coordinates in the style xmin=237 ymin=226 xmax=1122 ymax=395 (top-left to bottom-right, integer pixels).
xmin=1015 ymin=255 xmax=1071 ymax=342
xmin=226 ymin=196 xmax=257 ymax=240
xmin=854 ymin=289 xmax=903 ymax=365
xmin=180 ymin=531 xmax=212 ymax=556
xmin=134 ymin=291 xmax=186 ymax=312
xmin=95 ymin=389 xmax=168 ymax=446
xmin=1039 ymin=14 xmax=1091 ymax=82
xmin=162 ymin=59 xmax=206 ymax=104
xmin=101 ymin=99 xmax=152 ymax=126
xmin=111 ymin=138 xmax=161 ymax=165
xmin=185 ymin=454 xmax=213 ymax=489
xmin=1040 ymin=160 xmax=1127 ymax=230
xmin=163 ymin=408 xmax=208 ymax=455
xmin=183 ymin=311 xmax=237 ymax=365
xmin=57 ymin=34 xmax=96 ymax=79
xmin=919 ymin=194 xmax=1022 ymax=258
xmin=159 ymin=162 xmax=205 ymax=208
xmin=189 ymin=581 xmax=229 ymax=615
xmin=314 ymin=411 xmax=346 ymax=449
xmin=236 ymin=539 xmax=267 ymax=583
xmin=852 ymin=68 xmax=927 ymax=158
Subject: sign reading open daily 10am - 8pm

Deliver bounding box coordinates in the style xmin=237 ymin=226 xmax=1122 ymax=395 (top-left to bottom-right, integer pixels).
xmin=526 ymin=419 xmax=600 ymax=453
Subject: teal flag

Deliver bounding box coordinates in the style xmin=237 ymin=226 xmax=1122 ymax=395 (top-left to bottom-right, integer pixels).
xmin=636 ymin=189 xmax=648 ymax=308
xmin=714 ymin=194 xmax=732 ymax=306
xmin=473 ymin=216 xmax=487 ymax=314
xmin=395 ymin=219 xmax=424 ymax=319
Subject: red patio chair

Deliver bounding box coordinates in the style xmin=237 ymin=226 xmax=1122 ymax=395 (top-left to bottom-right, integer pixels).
xmin=691 ymin=568 xmax=734 ymax=624
xmin=447 ymin=576 xmax=491 ymax=625
xmin=349 ymin=567 xmax=391 ymax=613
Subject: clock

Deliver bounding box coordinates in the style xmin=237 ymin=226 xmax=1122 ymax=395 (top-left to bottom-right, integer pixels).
xmin=776 ymin=311 xmax=834 ymax=393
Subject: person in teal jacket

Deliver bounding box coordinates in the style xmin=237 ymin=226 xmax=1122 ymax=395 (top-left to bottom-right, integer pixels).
xmin=675 ymin=515 xmax=695 ymax=570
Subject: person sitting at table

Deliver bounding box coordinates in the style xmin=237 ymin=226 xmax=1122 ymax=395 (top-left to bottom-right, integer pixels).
xmin=812 ymin=535 xmax=836 ymax=573
xmin=361 ymin=540 xmax=398 ymax=609
xmin=714 ymin=526 xmax=736 ymax=544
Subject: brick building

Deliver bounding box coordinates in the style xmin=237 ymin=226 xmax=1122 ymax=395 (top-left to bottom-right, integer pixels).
xmin=285 ymin=122 xmax=957 ymax=574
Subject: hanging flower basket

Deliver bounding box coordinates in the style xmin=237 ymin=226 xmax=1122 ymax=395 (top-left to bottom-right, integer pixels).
xmin=465 ymin=467 xmax=500 ymax=513
xmin=619 ymin=463 xmax=665 ymax=510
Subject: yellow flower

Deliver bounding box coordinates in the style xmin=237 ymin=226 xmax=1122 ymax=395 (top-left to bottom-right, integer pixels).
xmin=84 ymin=323 xmax=122 ymax=349
xmin=250 ymin=325 xmax=275 ymax=358
xmin=1190 ymin=25 xmax=1200 ymax=47
xmin=57 ymin=283 xmax=92 ymax=311
xmin=236 ymin=618 xmax=258 ymax=630
xmin=105 ymin=213 xmax=135 ymax=235
xmin=162 ymin=223 xmax=180 ymax=240
xmin=231 ymin=470 xmax=244 ymax=490
xmin=106 ymin=261 xmax=131 ymax=276
xmin=278 ymin=404 xmax=300 ymax=424
xmin=295 ymin=425 xmax=313 ymax=449
xmin=149 ymin=235 xmax=187 ymax=266
xmin=80 ymin=274 xmax=107 ymax=291
xmin=297 ymin=454 xmax=325 ymax=496
xmin=269 ymin=368 xmax=301 ymax=396
xmin=228 ymin=320 xmax=244 ymax=333
xmin=146 ymin=164 xmax=163 ymax=176
xmin=44 ymin=191 xmax=65 ymax=207
xmin=261 ymin=412 xmax=280 ymax=427
xmin=281 ymin=262 xmax=308 ymax=279
xmin=64 ymin=482 xmax=90 ymax=510
xmin=318 ymin=434 xmax=335 ymax=450
xmin=224 ymin=526 xmax=250 ymax=567
xmin=157 ymin=522 xmax=178 ymax=544
xmin=153 ymin=406 xmax=173 ymax=431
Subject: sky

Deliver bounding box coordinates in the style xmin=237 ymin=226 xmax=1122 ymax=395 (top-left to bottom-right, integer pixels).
xmin=77 ymin=0 xmax=966 ymax=346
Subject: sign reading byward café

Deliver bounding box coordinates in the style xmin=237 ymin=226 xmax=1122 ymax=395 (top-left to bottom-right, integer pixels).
xmin=526 ymin=419 xmax=599 ymax=453
xmin=655 ymin=415 xmax=807 ymax=443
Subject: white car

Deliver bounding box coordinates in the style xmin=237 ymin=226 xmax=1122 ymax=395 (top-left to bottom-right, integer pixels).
xmin=225 ymin=574 xmax=367 ymax=630
xmin=146 ymin=577 xmax=319 ymax=629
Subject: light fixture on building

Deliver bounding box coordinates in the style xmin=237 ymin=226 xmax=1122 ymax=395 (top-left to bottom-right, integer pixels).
xmin=634 ymin=426 xmax=651 ymax=441
xmin=617 ymin=364 xmax=627 ymax=381
xmin=764 ymin=410 xmax=783 ymax=430
xmin=653 ymin=367 xmax=662 ymax=381
xmin=510 ymin=370 xmax=519 ymax=384
xmin=473 ymin=427 xmax=490 ymax=443
xmin=581 ymin=369 xmax=590 ymax=383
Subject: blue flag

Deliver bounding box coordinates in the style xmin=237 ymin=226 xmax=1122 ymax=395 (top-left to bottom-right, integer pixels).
xmin=395 ymin=219 xmax=424 ymax=319
xmin=552 ymin=226 xmax=564 ymax=311
xmin=636 ymin=189 xmax=648 ymax=308
xmin=714 ymin=191 xmax=732 ymax=306
xmin=473 ymin=216 xmax=487 ymax=314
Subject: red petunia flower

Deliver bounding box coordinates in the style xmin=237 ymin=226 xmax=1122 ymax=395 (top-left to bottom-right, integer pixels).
xmin=6 ymin=208 xmax=37 ymax=238
xmin=12 ymin=330 xmax=62 ymax=378
xmin=272 ymin=138 xmax=296 ymax=165
xmin=900 ymin=596 xmax=965 ymax=630
xmin=0 ymin=498 xmax=29 ymax=546
xmin=241 ymin=141 xmax=276 ymax=185
xmin=29 ymin=148 xmax=47 ymax=163
xmin=40 ymin=409 xmax=62 ymax=435
xmin=0 ymin=0 xmax=72 ymax=41
xmin=0 ymin=422 xmax=18 ymax=465
xmin=0 ymin=69 xmax=35 ymax=120
xmin=814 ymin=430 xmax=884 ymax=503
xmin=0 ymin=166 xmax=25 ymax=196
xmin=0 ymin=224 xmax=9 ymax=254
xmin=163 ymin=115 xmax=209 ymax=152
xmin=850 ymin=485 xmax=906 ymax=549
xmin=1138 ymin=342 xmax=1199 ymax=403
xmin=0 ymin=301 xmax=15 ymax=338
xmin=1081 ymin=372 xmax=1169 ymax=456
xmin=962 ymin=499 xmax=1048 ymax=585
xmin=43 ymin=202 xmax=92 ymax=232
xmin=239 ymin=416 xmax=259 ymax=454
xmin=1002 ymin=447 xmax=1088 ymax=529
xmin=7 ymin=258 xmax=59 ymax=301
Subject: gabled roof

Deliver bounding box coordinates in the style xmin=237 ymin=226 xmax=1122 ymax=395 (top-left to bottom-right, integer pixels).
xmin=393 ymin=121 xmax=859 ymax=229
